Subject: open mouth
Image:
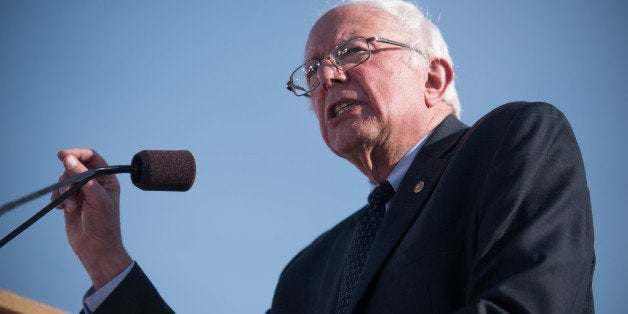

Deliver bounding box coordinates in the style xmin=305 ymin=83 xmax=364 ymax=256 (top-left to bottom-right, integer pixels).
xmin=332 ymin=102 xmax=356 ymax=118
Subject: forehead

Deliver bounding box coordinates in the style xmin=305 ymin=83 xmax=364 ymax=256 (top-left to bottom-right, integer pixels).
xmin=305 ymin=5 xmax=398 ymax=60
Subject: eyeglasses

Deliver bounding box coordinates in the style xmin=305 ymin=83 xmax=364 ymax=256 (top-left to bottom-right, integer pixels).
xmin=286 ymin=36 xmax=422 ymax=97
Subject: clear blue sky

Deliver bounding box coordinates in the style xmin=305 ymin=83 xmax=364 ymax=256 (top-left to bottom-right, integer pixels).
xmin=1 ymin=0 xmax=626 ymax=312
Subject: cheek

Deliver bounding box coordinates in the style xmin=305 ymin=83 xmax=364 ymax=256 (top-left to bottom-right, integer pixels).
xmin=370 ymin=70 xmax=422 ymax=107
xmin=311 ymin=98 xmax=328 ymax=136
xmin=354 ymin=64 xmax=400 ymax=103
xmin=311 ymin=97 xmax=324 ymax=121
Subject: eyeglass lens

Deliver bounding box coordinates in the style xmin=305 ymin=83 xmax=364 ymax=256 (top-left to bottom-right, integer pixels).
xmin=290 ymin=37 xmax=371 ymax=96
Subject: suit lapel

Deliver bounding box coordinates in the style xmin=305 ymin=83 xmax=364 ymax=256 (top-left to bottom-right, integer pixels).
xmin=345 ymin=115 xmax=468 ymax=313
xmin=315 ymin=210 xmax=363 ymax=313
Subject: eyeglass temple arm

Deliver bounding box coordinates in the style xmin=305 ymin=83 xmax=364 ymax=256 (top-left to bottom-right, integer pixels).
xmin=371 ymin=37 xmax=426 ymax=57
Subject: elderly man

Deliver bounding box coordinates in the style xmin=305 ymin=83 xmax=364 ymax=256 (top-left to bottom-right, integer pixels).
xmin=55 ymin=0 xmax=595 ymax=313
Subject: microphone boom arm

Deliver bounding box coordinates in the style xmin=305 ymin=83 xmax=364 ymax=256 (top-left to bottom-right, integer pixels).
xmin=0 ymin=165 xmax=137 ymax=248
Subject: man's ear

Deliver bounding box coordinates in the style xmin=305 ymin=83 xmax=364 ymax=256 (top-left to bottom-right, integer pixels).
xmin=424 ymin=58 xmax=454 ymax=108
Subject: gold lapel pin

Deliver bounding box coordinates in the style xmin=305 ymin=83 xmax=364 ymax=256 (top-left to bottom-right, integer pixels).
xmin=414 ymin=181 xmax=425 ymax=193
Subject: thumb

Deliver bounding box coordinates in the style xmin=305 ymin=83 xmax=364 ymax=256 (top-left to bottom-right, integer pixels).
xmin=61 ymin=155 xmax=107 ymax=212
xmin=62 ymin=154 xmax=84 ymax=176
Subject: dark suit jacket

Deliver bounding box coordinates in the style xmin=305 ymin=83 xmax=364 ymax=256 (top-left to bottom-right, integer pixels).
xmin=93 ymin=102 xmax=595 ymax=313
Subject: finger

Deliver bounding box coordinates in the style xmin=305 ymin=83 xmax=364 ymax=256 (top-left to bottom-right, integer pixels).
xmin=55 ymin=148 xmax=99 ymax=205
xmin=52 ymin=172 xmax=82 ymax=211
xmin=58 ymin=148 xmax=108 ymax=169
xmin=60 ymin=153 xmax=113 ymax=212
xmin=63 ymin=204 xmax=81 ymax=234
xmin=58 ymin=148 xmax=120 ymax=194
xmin=62 ymin=193 xmax=77 ymax=212
xmin=54 ymin=148 xmax=101 ymax=212
xmin=57 ymin=185 xmax=78 ymax=211
xmin=51 ymin=175 xmax=63 ymax=204
xmin=61 ymin=154 xmax=87 ymax=177
xmin=60 ymin=155 xmax=95 ymax=212
xmin=52 ymin=173 xmax=68 ymax=209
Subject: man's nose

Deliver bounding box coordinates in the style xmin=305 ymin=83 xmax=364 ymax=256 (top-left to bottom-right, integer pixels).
xmin=317 ymin=59 xmax=347 ymax=89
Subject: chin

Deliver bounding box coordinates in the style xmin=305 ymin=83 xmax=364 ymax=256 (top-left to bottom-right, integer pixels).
xmin=324 ymin=122 xmax=380 ymax=157
xmin=326 ymin=136 xmax=369 ymax=160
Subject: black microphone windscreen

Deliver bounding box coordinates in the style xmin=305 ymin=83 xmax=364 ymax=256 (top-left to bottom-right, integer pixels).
xmin=131 ymin=150 xmax=196 ymax=191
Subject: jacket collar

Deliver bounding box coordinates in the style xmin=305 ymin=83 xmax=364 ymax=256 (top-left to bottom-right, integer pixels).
xmin=344 ymin=115 xmax=468 ymax=313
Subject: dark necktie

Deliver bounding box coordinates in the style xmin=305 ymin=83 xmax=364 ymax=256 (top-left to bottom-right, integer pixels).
xmin=336 ymin=181 xmax=395 ymax=313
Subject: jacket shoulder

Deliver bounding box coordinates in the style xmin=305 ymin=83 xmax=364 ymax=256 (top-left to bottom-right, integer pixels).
xmin=475 ymin=101 xmax=566 ymax=126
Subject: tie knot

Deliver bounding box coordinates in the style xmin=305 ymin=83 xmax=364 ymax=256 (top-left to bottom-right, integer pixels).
xmin=368 ymin=181 xmax=395 ymax=205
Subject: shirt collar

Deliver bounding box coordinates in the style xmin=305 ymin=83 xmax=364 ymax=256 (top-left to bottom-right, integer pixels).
xmin=369 ymin=131 xmax=432 ymax=193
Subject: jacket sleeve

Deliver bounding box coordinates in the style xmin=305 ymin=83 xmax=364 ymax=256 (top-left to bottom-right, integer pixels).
xmin=455 ymin=103 xmax=595 ymax=313
xmin=93 ymin=263 xmax=174 ymax=314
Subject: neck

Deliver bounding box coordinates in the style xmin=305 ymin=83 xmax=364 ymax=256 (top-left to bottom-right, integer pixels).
xmin=349 ymin=108 xmax=450 ymax=184
xmin=348 ymin=133 xmax=420 ymax=184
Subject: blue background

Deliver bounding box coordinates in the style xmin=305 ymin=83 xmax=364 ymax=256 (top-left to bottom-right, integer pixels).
xmin=0 ymin=0 xmax=626 ymax=312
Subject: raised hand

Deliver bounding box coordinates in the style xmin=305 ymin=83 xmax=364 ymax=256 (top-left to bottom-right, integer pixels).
xmin=53 ymin=148 xmax=132 ymax=289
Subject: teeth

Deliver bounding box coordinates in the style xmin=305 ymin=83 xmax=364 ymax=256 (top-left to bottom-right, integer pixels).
xmin=333 ymin=102 xmax=354 ymax=117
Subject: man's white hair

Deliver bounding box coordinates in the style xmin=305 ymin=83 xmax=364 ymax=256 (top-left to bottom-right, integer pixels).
xmin=332 ymin=0 xmax=461 ymax=118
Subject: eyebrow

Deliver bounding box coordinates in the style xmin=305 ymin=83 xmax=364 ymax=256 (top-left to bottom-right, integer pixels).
xmin=303 ymin=36 xmax=353 ymax=62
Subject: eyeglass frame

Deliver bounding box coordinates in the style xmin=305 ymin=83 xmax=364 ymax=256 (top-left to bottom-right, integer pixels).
xmin=286 ymin=36 xmax=424 ymax=97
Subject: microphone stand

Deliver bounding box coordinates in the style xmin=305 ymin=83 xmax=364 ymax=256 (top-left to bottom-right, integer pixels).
xmin=0 ymin=165 xmax=137 ymax=249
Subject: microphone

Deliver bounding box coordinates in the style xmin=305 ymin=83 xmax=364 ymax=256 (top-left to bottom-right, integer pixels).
xmin=131 ymin=150 xmax=196 ymax=191
xmin=0 ymin=150 xmax=196 ymax=248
